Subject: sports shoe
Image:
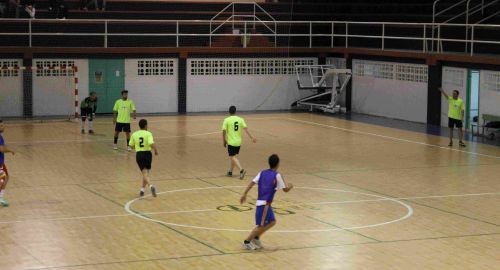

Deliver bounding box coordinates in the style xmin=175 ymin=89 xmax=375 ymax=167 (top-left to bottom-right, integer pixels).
xmin=151 ymin=186 xmax=157 ymax=197
xmin=242 ymin=242 xmax=256 ymax=250
xmin=459 ymin=141 xmax=466 ymax=147
xmin=139 ymin=190 xmax=145 ymax=197
xmin=81 ymin=129 xmax=85 ymax=134
xmin=252 ymin=238 xmax=262 ymax=249
xmin=113 ymin=144 xmax=118 ymax=150
xmin=239 ymin=169 xmax=246 ymax=180
xmin=127 ymin=146 xmax=132 ymax=152
xmin=1 ymin=199 xmax=9 ymax=207
xmin=226 ymin=171 xmax=233 ymax=177
xmin=88 ymin=130 xmax=94 ymax=134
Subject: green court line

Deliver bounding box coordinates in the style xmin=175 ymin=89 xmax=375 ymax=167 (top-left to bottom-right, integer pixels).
xmin=76 ymin=184 xmax=225 ymax=255
xmin=312 ymin=174 xmax=500 ymax=227
xmin=304 ymin=215 xmax=381 ymax=242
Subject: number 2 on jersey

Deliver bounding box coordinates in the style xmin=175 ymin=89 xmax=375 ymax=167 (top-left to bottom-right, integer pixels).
xmin=139 ymin=137 xmax=144 ymax=147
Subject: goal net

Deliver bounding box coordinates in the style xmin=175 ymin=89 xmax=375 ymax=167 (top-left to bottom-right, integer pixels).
xmin=0 ymin=60 xmax=79 ymax=120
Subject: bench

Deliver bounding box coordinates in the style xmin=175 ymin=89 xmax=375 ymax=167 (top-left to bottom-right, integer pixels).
xmin=471 ymin=114 xmax=500 ymax=140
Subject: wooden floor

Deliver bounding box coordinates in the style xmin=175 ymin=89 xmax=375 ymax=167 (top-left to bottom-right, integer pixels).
xmin=0 ymin=113 xmax=499 ymax=270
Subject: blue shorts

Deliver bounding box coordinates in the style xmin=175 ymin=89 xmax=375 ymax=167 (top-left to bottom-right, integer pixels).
xmin=255 ymin=205 xmax=275 ymax=227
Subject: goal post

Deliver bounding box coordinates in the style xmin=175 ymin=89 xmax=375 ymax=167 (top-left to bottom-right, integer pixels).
xmin=0 ymin=65 xmax=80 ymax=119
xmin=293 ymin=65 xmax=352 ymax=113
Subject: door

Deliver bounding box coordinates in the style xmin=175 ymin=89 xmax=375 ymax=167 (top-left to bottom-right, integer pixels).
xmin=466 ymin=70 xmax=480 ymax=129
xmin=88 ymin=59 xmax=125 ymax=113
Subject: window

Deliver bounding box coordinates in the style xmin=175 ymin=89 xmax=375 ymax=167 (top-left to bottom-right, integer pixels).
xmin=484 ymin=71 xmax=500 ymax=93
xmin=190 ymin=59 xmax=316 ymax=76
xmin=326 ymin=58 xmax=346 ymax=69
xmin=354 ymin=60 xmax=428 ymax=83
xmin=0 ymin=60 xmax=20 ymax=77
xmin=138 ymin=60 xmax=174 ymax=76
xmin=35 ymin=60 xmax=75 ymax=77
xmin=442 ymin=67 xmax=465 ymax=88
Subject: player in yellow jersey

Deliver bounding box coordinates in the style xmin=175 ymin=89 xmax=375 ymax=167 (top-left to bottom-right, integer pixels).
xmin=113 ymin=90 xmax=136 ymax=151
xmin=222 ymin=106 xmax=257 ymax=180
xmin=439 ymin=87 xmax=466 ymax=147
xmin=129 ymin=119 xmax=159 ymax=197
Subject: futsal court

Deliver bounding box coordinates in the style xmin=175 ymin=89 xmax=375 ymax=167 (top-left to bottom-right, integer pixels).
xmin=1 ymin=112 xmax=498 ymax=270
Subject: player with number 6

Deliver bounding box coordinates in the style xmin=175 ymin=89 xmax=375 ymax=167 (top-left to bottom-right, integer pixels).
xmin=222 ymin=106 xmax=257 ymax=180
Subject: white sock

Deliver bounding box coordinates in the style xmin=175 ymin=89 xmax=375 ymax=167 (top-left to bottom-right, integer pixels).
xmin=88 ymin=121 xmax=93 ymax=130
xmin=80 ymin=120 xmax=85 ymax=130
xmin=0 ymin=190 xmax=4 ymax=198
xmin=140 ymin=188 xmax=145 ymax=192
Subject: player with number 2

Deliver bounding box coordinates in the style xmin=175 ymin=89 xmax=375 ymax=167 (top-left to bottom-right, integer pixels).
xmin=129 ymin=119 xmax=159 ymax=197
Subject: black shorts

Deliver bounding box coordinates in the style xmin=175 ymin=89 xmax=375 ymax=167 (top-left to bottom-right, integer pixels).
xmin=448 ymin=118 xmax=463 ymax=128
xmin=227 ymin=145 xmax=241 ymax=156
xmin=80 ymin=108 xmax=94 ymax=120
xmin=136 ymin=151 xmax=152 ymax=170
xmin=115 ymin=123 xmax=131 ymax=132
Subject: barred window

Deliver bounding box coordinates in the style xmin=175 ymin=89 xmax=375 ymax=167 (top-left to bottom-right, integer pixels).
xmin=326 ymin=58 xmax=347 ymax=69
xmin=35 ymin=60 xmax=75 ymax=77
xmin=138 ymin=60 xmax=174 ymax=76
xmin=190 ymin=59 xmax=315 ymax=76
xmin=395 ymin=64 xmax=428 ymax=83
xmin=442 ymin=67 xmax=466 ymax=88
xmin=484 ymin=71 xmax=500 ymax=93
xmin=0 ymin=60 xmax=21 ymax=77
xmin=354 ymin=60 xmax=428 ymax=83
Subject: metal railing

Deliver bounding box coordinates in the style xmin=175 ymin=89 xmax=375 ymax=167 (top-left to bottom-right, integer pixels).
xmin=465 ymin=0 xmax=500 ymax=52
xmin=0 ymin=19 xmax=499 ymax=56
xmin=209 ymin=2 xmax=276 ymax=47
xmin=432 ymin=0 xmax=499 ymax=52
xmin=476 ymin=9 xmax=500 ymax=23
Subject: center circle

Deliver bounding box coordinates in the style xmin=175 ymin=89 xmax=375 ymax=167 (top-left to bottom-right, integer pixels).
xmin=124 ymin=186 xmax=414 ymax=233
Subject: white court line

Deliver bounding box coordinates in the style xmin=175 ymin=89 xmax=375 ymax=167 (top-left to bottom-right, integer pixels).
xmin=4 ymin=116 xmax=282 ymax=127
xmin=123 ymin=186 xmax=413 ymax=233
xmin=0 ymin=190 xmax=497 ymax=226
xmin=8 ymin=131 xmax=220 ymax=146
xmin=0 ymin=209 xmax=215 ymax=225
xmin=303 ymin=192 xmax=500 ymax=206
xmin=286 ymin=118 xmax=500 ymax=159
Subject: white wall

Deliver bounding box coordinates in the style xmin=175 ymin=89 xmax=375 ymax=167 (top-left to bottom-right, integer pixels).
xmin=352 ymin=60 xmax=428 ymax=123
xmin=441 ymin=66 xmax=468 ymax=127
xmin=187 ymin=58 xmax=317 ymax=112
xmin=479 ymin=70 xmax=500 ymax=117
xmin=125 ymin=59 xmax=178 ymax=114
xmin=32 ymin=59 xmax=89 ymax=117
xmin=0 ymin=59 xmax=23 ymax=117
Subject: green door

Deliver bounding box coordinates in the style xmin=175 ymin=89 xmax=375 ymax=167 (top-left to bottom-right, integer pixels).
xmin=89 ymin=59 xmax=125 ymax=113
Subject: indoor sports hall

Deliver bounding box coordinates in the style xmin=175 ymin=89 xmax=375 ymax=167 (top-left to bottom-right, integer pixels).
xmin=0 ymin=1 xmax=499 ymax=269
